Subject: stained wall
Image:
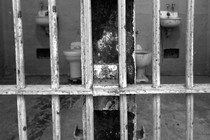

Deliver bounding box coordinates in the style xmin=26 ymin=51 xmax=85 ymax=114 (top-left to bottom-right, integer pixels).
xmin=135 ymin=0 xmax=210 ymax=75
xmin=0 ymin=0 xmax=209 ymax=76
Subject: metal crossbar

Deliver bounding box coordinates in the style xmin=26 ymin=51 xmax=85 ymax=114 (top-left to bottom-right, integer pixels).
xmin=7 ymin=0 xmax=209 ymax=139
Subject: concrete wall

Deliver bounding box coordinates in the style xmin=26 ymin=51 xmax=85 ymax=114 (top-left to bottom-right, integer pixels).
xmin=135 ymin=0 xmax=210 ymax=75
xmin=0 ymin=0 xmax=4 ymax=76
xmin=0 ymin=0 xmax=80 ymax=76
xmin=0 ymin=0 xmax=209 ymax=76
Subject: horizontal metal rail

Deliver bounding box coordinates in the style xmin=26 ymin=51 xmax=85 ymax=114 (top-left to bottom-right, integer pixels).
xmin=0 ymin=84 xmax=209 ymax=95
xmin=9 ymin=0 xmax=206 ymax=139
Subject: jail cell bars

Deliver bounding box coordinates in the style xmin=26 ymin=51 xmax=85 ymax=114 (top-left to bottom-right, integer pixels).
xmin=7 ymin=0 xmax=210 ymax=140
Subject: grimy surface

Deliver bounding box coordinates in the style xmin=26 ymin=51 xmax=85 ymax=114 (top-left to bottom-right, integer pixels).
xmin=0 ymin=76 xmax=210 ymax=139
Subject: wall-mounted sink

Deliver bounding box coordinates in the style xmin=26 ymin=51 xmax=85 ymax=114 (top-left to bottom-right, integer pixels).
xmin=160 ymin=11 xmax=181 ymax=28
xmin=35 ymin=10 xmax=49 ymax=26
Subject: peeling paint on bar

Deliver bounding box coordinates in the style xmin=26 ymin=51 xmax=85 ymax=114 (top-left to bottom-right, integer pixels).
xmin=17 ymin=95 xmax=27 ymax=140
xmin=152 ymin=0 xmax=161 ymax=140
xmin=118 ymin=0 xmax=127 ymax=88
xmin=186 ymin=0 xmax=194 ymax=88
xmin=120 ymin=94 xmax=128 ymax=140
xmin=48 ymin=0 xmax=59 ymax=89
xmin=186 ymin=0 xmax=195 ymax=140
xmin=186 ymin=94 xmax=194 ymax=140
xmin=48 ymin=0 xmax=61 ymax=140
xmin=12 ymin=0 xmax=27 ymax=140
xmin=52 ymin=95 xmax=61 ymax=140
xmin=118 ymin=0 xmax=128 ymax=140
xmin=82 ymin=0 xmax=94 ymax=139
xmin=86 ymin=95 xmax=94 ymax=140
xmin=153 ymin=94 xmax=160 ymax=140
xmin=0 ymin=84 xmax=210 ymax=95
xmin=84 ymin=0 xmax=93 ymax=89
xmin=81 ymin=0 xmax=85 ymax=85
xmin=152 ymin=0 xmax=160 ymax=88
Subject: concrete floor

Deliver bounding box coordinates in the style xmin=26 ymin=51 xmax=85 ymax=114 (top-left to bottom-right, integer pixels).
xmin=0 ymin=75 xmax=210 ymax=140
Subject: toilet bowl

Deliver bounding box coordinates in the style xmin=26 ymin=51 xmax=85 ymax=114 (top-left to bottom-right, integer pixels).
xmin=63 ymin=42 xmax=81 ymax=81
xmin=135 ymin=49 xmax=152 ymax=83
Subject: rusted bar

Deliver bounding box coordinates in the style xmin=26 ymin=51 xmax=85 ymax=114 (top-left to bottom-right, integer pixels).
xmin=48 ymin=0 xmax=61 ymax=140
xmin=12 ymin=0 xmax=27 ymax=140
xmin=152 ymin=0 xmax=161 ymax=140
xmin=118 ymin=0 xmax=128 ymax=139
xmin=185 ymin=0 xmax=195 ymax=139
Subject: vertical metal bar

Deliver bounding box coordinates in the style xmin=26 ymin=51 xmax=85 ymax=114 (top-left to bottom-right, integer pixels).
xmin=83 ymin=0 xmax=94 ymax=139
xmin=186 ymin=0 xmax=194 ymax=88
xmin=81 ymin=0 xmax=85 ymax=85
xmin=207 ymin=0 xmax=210 ymax=75
xmin=152 ymin=0 xmax=160 ymax=87
xmin=12 ymin=0 xmax=27 ymax=140
xmin=48 ymin=0 xmax=60 ymax=140
xmin=153 ymin=94 xmax=161 ymax=140
xmin=152 ymin=0 xmax=161 ymax=140
xmin=17 ymin=95 xmax=27 ymax=140
xmin=186 ymin=94 xmax=194 ymax=140
xmin=84 ymin=0 xmax=93 ymax=89
xmin=81 ymin=0 xmax=88 ymax=139
xmin=186 ymin=0 xmax=195 ymax=139
xmin=86 ymin=95 xmax=94 ymax=140
xmin=120 ymin=94 xmax=128 ymax=140
xmin=118 ymin=0 xmax=128 ymax=140
xmin=118 ymin=0 xmax=127 ymax=88
xmin=48 ymin=0 xmax=59 ymax=88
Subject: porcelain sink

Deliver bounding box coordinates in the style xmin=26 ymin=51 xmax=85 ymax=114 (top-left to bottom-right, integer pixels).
xmin=35 ymin=10 xmax=49 ymax=26
xmin=160 ymin=11 xmax=181 ymax=27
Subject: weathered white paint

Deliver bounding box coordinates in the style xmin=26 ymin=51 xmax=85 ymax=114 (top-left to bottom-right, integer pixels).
xmin=186 ymin=0 xmax=195 ymax=139
xmin=9 ymin=0 xmax=209 ymax=140
xmin=82 ymin=0 xmax=94 ymax=139
xmin=153 ymin=94 xmax=160 ymax=140
xmin=186 ymin=0 xmax=194 ymax=88
xmin=118 ymin=0 xmax=127 ymax=88
xmin=0 ymin=84 xmax=210 ymax=95
xmin=122 ymin=84 xmax=210 ymax=95
xmin=118 ymin=0 xmax=128 ymax=139
xmin=84 ymin=0 xmax=93 ymax=89
xmin=152 ymin=0 xmax=160 ymax=88
xmin=85 ymin=95 xmax=94 ymax=140
xmin=120 ymin=94 xmax=128 ymax=140
xmin=51 ymin=95 xmax=61 ymax=140
xmin=48 ymin=0 xmax=59 ymax=89
xmin=186 ymin=94 xmax=194 ymax=140
xmin=48 ymin=0 xmax=61 ymax=140
xmin=81 ymin=0 xmax=85 ymax=85
xmin=17 ymin=95 xmax=27 ymax=140
xmin=152 ymin=0 xmax=161 ymax=140
xmin=12 ymin=0 xmax=27 ymax=140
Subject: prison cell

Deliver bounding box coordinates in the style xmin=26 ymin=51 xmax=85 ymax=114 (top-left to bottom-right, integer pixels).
xmin=1 ymin=0 xmax=209 ymax=140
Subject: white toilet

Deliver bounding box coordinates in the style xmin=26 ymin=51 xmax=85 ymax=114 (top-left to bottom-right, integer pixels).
xmin=63 ymin=42 xmax=81 ymax=81
xmin=135 ymin=44 xmax=152 ymax=83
